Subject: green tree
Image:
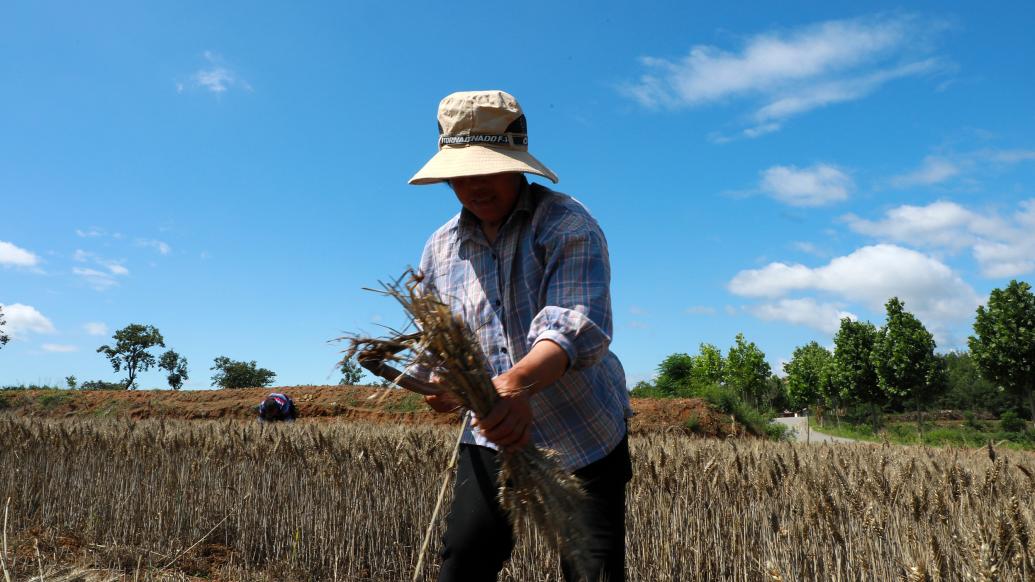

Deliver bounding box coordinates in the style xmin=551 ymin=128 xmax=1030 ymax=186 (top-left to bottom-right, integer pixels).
xmin=871 ymin=297 xmax=945 ymax=439
xmin=65 ymin=375 xmax=77 ymax=390
xmin=726 ymin=333 xmax=771 ymax=408
xmin=96 ymin=324 xmax=166 ymax=389
xmin=211 ymin=356 xmax=276 ymax=389
xmin=0 ymin=305 xmax=9 ymax=349
xmin=784 ymin=341 xmax=832 ymax=410
xmin=159 ymin=350 xmax=189 ymax=390
xmin=938 ymin=351 xmax=1011 ymax=414
xmin=340 ymin=356 xmax=365 ymax=386
xmin=832 ymin=317 xmax=882 ymax=430
xmin=970 ymin=280 xmax=1035 ymax=427
xmin=655 ymin=353 xmax=695 ymax=395
xmin=694 ymin=343 xmax=726 ymax=386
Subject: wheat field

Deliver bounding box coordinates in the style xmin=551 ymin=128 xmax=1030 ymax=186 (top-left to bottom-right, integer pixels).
xmin=1 ymin=417 xmax=1033 ymax=581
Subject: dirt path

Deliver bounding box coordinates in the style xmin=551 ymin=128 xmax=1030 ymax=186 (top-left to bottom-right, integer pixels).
xmin=774 ymin=416 xmax=859 ymax=444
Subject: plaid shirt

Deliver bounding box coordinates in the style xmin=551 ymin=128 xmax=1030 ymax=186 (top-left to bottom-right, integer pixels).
xmin=417 ymin=179 xmax=632 ymax=471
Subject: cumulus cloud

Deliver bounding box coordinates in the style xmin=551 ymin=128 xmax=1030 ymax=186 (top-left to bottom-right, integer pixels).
xmin=42 ymin=343 xmax=77 ymax=353
xmin=0 ymin=303 xmax=56 ymax=338
xmin=748 ymin=298 xmax=856 ymax=335
xmin=0 ymin=241 xmax=40 ymax=268
xmin=83 ymin=322 xmax=108 ymax=336
xmin=760 ymin=164 xmax=853 ymax=206
xmin=845 ymin=199 xmax=1035 ymax=277
xmin=728 ymin=244 xmax=981 ymax=333
xmin=621 ymin=15 xmax=947 ymax=136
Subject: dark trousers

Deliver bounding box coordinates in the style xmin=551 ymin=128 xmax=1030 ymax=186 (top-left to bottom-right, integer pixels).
xmin=437 ymin=435 xmax=632 ymax=582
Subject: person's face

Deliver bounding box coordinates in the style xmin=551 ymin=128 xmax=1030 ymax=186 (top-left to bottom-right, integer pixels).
xmin=450 ymin=173 xmax=522 ymax=225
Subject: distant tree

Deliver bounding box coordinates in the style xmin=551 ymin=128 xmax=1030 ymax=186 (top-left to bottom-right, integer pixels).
xmin=211 ymin=356 xmax=276 ymax=389
xmin=0 ymin=305 xmax=9 ymax=349
xmin=970 ymin=280 xmax=1035 ymax=427
xmin=159 ymin=350 xmax=189 ymax=390
xmin=726 ymin=333 xmax=771 ymax=408
xmin=65 ymin=375 xmax=77 ymax=390
xmin=80 ymin=380 xmax=125 ymax=390
xmin=96 ymin=324 xmax=166 ymax=389
xmin=871 ymin=297 xmax=945 ymax=439
xmin=694 ymin=343 xmax=726 ymax=386
xmin=655 ymin=353 xmax=695 ymax=395
xmin=816 ymin=358 xmax=842 ymax=427
xmin=765 ymin=374 xmax=790 ymax=412
xmin=784 ymin=342 xmax=832 ymax=411
xmin=938 ymin=351 xmax=1011 ymax=414
xmin=832 ymin=317 xmax=882 ymax=431
xmin=339 ymin=356 xmax=365 ymax=386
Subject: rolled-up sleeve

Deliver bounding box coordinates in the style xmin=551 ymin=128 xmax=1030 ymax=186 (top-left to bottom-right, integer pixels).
xmin=526 ymin=227 xmax=613 ymax=371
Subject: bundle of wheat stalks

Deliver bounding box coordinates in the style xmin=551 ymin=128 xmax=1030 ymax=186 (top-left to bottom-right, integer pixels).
xmin=345 ymin=271 xmax=591 ymax=579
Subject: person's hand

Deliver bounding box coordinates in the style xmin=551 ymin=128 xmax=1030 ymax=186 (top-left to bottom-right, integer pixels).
xmin=474 ymin=372 xmax=533 ymax=452
xmin=423 ymin=372 xmax=462 ymax=414
xmin=424 ymin=392 xmax=461 ymax=413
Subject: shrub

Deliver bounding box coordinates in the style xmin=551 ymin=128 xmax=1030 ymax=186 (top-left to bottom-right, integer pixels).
xmin=80 ymin=380 xmax=128 ymax=391
xmin=1000 ymin=410 xmax=1026 ymax=433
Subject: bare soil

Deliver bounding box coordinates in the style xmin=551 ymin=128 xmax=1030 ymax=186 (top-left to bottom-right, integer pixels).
xmin=0 ymin=385 xmax=732 ymax=436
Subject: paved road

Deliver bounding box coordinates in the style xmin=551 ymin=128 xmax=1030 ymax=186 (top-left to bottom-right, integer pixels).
xmin=773 ymin=416 xmax=858 ymax=444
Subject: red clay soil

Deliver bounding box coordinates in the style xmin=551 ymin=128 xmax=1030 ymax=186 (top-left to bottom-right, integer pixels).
xmin=0 ymin=385 xmax=733 ymax=436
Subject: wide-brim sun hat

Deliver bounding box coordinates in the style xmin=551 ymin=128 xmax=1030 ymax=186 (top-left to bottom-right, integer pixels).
xmin=409 ymin=90 xmax=559 ymax=185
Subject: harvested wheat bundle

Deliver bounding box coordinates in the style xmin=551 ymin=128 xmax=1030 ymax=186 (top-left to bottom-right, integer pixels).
xmin=344 ymin=270 xmax=592 ymax=579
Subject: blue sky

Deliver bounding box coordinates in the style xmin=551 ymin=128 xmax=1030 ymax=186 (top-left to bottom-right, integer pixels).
xmin=2 ymin=1 xmax=1034 ymax=389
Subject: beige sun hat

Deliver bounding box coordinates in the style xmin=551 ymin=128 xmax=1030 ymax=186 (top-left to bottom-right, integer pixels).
xmin=408 ymin=90 xmax=559 ymax=185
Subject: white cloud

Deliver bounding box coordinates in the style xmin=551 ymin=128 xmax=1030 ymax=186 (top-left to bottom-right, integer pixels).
xmin=889 ymin=155 xmax=960 ymax=187
xmin=728 ymin=244 xmax=981 ymax=332
xmin=629 ymin=305 xmax=649 ymax=316
xmin=748 ymin=298 xmax=856 ymax=334
xmin=845 ymin=199 xmax=1035 ymax=277
xmin=685 ymin=305 xmax=717 ymax=315
xmin=792 ymin=241 xmax=826 ymax=256
xmin=136 ymin=239 xmax=172 ymax=255
xmin=0 ymin=303 xmax=56 ymax=338
xmin=73 ymin=267 xmax=119 ymax=291
xmin=72 ymin=250 xmax=129 ymax=286
xmin=42 ymin=343 xmax=78 ymax=353
xmin=187 ymin=51 xmax=251 ymax=95
xmin=0 ymin=241 xmax=40 ymax=268
xmin=83 ymin=322 xmax=108 ymax=336
xmin=75 ymin=227 xmax=106 ymax=238
xmin=760 ymin=164 xmax=853 ymax=206
xmin=621 ymin=15 xmax=946 ymax=136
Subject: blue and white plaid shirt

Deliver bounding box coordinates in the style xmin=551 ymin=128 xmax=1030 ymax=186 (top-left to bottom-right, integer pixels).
xmin=417 ymin=178 xmax=632 ymax=471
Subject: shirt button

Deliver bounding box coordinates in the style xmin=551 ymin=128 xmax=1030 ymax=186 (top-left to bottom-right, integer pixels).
xmin=494 ymin=299 xmax=501 ymax=307
xmin=492 ymin=253 xmax=498 ymax=260
xmin=501 ymin=347 xmax=508 ymax=354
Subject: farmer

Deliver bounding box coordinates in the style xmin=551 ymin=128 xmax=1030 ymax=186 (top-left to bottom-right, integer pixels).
xmin=410 ymin=90 xmax=633 ymax=582
xmin=257 ymin=392 xmax=297 ymax=422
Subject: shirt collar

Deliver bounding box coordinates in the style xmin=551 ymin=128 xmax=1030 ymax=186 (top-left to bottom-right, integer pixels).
xmin=457 ymin=176 xmax=535 ymax=245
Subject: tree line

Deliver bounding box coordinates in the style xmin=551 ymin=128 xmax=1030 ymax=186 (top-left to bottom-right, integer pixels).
xmin=783 ymin=280 xmax=1034 ymax=433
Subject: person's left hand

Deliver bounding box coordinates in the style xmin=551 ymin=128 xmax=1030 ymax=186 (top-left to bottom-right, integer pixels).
xmin=474 ymin=372 xmax=533 ymax=452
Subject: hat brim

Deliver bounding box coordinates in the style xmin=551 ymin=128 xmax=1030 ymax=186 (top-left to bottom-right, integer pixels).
xmin=408 ymin=145 xmax=558 ymax=185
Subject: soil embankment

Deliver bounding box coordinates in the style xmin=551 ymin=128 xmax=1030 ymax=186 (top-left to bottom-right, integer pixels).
xmin=0 ymin=385 xmax=734 ymax=436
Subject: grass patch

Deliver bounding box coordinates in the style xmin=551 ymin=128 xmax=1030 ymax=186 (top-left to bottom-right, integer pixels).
xmin=809 ymin=417 xmax=1035 ymax=450
xmin=382 ymin=392 xmax=426 ymax=413
xmin=37 ymin=390 xmax=75 ymax=410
